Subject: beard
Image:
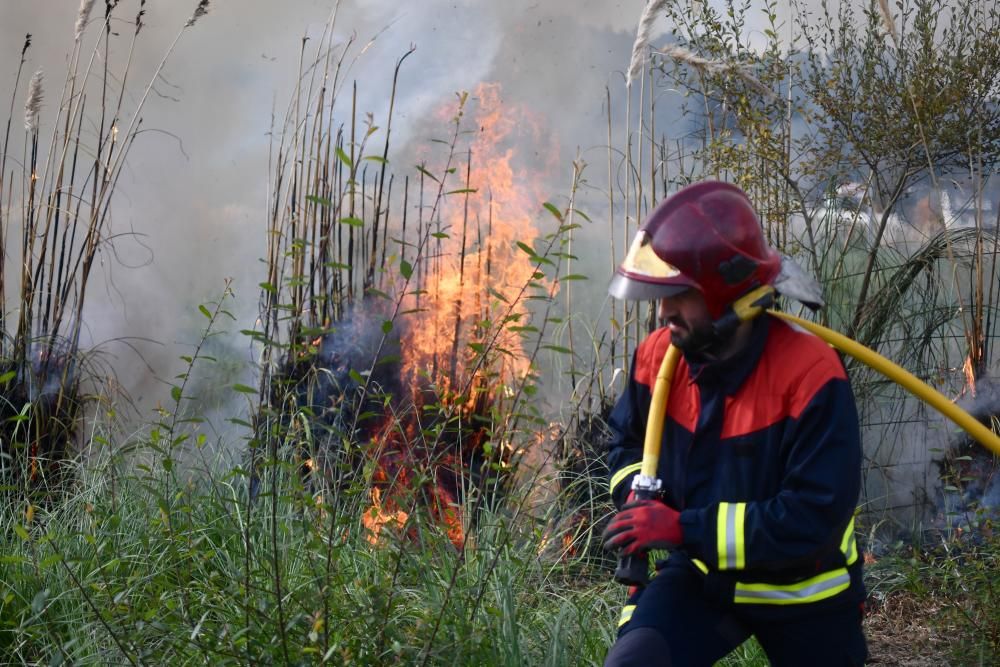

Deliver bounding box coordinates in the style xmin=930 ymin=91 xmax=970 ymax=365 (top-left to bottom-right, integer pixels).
xmin=663 ymin=316 xmax=724 ymax=357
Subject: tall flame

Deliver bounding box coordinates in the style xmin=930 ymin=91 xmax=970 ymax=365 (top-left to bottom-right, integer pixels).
xmin=400 ymin=82 xmax=553 ymax=399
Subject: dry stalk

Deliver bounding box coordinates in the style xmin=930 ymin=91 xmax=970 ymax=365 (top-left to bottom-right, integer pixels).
xmin=877 ymin=0 xmax=900 ymax=46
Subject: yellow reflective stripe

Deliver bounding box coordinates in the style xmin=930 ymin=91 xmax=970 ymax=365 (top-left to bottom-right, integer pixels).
xmin=610 ymin=462 xmax=643 ymax=495
xmin=717 ymin=502 xmax=746 ymax=570
xmin=840 ymin=517 xmax=858 ymax=566
xmin=691 ymin=558 xmax=709 ymax=574
xmin=618 ymin=605 xmax=636 ymax=627
xmin=734 ymin=568 xmax=851 ymax=605
xmin=734 ymin=502 xmax=746 ymax=570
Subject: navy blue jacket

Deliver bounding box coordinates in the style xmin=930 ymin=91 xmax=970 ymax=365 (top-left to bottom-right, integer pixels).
xmin=607 ymin=316 xmax=864 ymax=607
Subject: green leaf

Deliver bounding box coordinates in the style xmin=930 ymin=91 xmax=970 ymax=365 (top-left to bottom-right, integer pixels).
xmin=363 ymin=155 xmax=389 ymax=164
xmin=516 ymin=241 xmax=536 ymax=257
xmin=31 ymin=589 xmax=48 ymax=614
xmin=232 ymin=384 xmax=257 ymax=394
xmin=39 ymin=554 xmax=61 ymax=570
xmin=171 ymin=386 xmax=182 ymax=403
xmin=339 ymin=217 xmax=364 ymax=227
xmin=14 ymin=524 xmax=30 ymax=541
xmin=349 ymin=369 xmax=365 ymax=384
xmin=560 ymin=274 xmax=588 ymax=281
xmin=446 ymin=188 xmax=478 ymax=195
xmin=431 ymin=232 xmax=450 ymax=239
xmin=415 ymin=165 xmax=440 ymax=183
xmin=335 ymin=147 xmax=353 ymax=169
xmin=0 ymin=371 xmax=15 ymax=385
xmin=258 ymin=282 xmax=278 ymax=294
xmin=306 ymin=194 xmax=334 ymax=208
xmin=0 ymin=555 xmax=28 ymax=565
xmin=542 ymin=344 xmax=574 ymax=355
xmin=543 ymin=202 xmax=563 ymax=220
xmin=381 ymin=320 xmax=393 ymax=334
xmin=400 ymin=259 xmax=413 ymax=279
xmin=487 ymin=287 xmax=509 ymax=303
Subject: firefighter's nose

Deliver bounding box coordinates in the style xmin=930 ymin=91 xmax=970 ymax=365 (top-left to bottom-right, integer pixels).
xmin=657 ymin=298 xmax=674 ymax=322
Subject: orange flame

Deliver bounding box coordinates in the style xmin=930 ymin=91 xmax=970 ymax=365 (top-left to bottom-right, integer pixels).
xmin=362 ymin=486 xmax=409 ymax=545
xmin=400 ymin=82 xmax=555 ymax=400
xmin=963 ymin=353 xmax=977 ymax=397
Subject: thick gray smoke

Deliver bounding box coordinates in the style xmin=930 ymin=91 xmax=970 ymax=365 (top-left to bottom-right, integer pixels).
xmin=0 ymin=0 xmax=659 ymax=417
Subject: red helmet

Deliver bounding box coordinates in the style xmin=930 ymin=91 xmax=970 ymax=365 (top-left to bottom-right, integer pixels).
xmin=608 ymin=181 xmax=781 ymax=319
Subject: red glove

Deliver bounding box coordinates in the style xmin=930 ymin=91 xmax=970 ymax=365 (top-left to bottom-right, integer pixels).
xmin=602 ymin=499 xmax=683 ymax=556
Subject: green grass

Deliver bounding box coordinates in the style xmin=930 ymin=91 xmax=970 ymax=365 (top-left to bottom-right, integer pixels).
xmin=0 ymin=443 xmax=628 ymax=665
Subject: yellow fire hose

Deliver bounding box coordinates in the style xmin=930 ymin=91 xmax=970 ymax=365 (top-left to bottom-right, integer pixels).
xmin=614 ymin=343 xmax=681 ymax=585
xmin=767 ymin=310 xmax=1000 ymax=457
xmin=615 ymin=287 xmax=1000 ymax=586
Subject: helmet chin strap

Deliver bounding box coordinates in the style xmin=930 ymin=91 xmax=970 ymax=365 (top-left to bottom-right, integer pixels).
xmin=687 ymin=286 xmax=776 ymax=358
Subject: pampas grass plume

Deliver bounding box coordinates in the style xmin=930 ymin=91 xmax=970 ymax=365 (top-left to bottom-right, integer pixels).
xmin=24 ymin=69 xmax=43 ymax=133
xmin=186 ymin=0 xmax=210 ymax=27
xmin=627 ymin=0 xmax=670 ymax=88
xmin=659 ymin=44 xmax=778 ymax=102
xmin=75 ymin=0 xmax=97 ymax=42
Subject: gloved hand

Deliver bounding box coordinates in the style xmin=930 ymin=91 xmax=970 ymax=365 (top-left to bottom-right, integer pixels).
xmin=602 ymin=499 xmax=683 ymax=557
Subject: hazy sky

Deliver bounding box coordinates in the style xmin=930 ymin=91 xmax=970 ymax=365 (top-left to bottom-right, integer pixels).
xmin=0 ymin=0 xmax=800 ymax=417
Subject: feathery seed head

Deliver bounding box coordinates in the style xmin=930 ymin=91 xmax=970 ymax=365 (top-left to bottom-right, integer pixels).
xmin=627 ymin=0 xmax=670 ymax=88
xmin=75 ymin=0 xmax=97 ymax=41
xmin=25 ymin=69 xmax=44 ymax=133
xmin=658 ymin=45 xmax=778 ymax=102
xmin=186 ymin=0 xmax=210 ymax=27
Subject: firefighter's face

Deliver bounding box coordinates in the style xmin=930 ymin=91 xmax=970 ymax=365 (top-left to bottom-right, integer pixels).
xmin=658 ymin=289 xmax=714 ymax=352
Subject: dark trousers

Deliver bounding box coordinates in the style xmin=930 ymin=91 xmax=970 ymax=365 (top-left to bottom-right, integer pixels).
xmin=605 ymin=561 xmax=867 ymax=667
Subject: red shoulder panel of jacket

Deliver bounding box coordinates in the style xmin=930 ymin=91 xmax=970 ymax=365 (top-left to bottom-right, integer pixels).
xmin=634 ymin=328 xmax=673 ymax=389
xmin=634 ymin=328 xmax=699 ymax=432
xmin=721 ymin=319 xmax=847 ymax=438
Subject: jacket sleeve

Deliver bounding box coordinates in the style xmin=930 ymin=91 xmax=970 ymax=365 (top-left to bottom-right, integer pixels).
xmin=605 ymin=352 xmax=651 ymax=509
xmin=679 ymin=373 xmax=861 ymax=572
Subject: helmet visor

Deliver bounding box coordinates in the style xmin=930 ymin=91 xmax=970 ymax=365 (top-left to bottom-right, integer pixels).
xmin=620 ymin=231 xmax=681 ymax=280
xmin=608 ymin=272 xmax=690 ymax=300
xmin=608 ymin=230 xmax=691 ymax=300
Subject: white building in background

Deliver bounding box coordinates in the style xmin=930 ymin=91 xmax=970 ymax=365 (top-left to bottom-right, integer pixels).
xmin=789 ymin=176 xmax=1000 ymax=258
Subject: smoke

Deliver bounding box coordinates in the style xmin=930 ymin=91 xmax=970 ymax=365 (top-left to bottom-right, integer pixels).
xmin=958 ymin=378 xmax=1000 ymax=428
xmin=0 ymin=0 xmax=857 ymax=431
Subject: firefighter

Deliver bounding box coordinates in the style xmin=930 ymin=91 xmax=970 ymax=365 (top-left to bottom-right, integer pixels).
xmin=602 ymin=181 xmax=867 ymax=666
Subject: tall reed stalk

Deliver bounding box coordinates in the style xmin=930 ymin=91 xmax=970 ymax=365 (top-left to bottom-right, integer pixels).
xmin=0 ymin=2 xmax=211 ymax=491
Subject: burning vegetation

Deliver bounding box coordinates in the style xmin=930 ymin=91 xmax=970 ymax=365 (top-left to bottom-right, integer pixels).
xmin=253 ymin=27 xmax=570 ymax=547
